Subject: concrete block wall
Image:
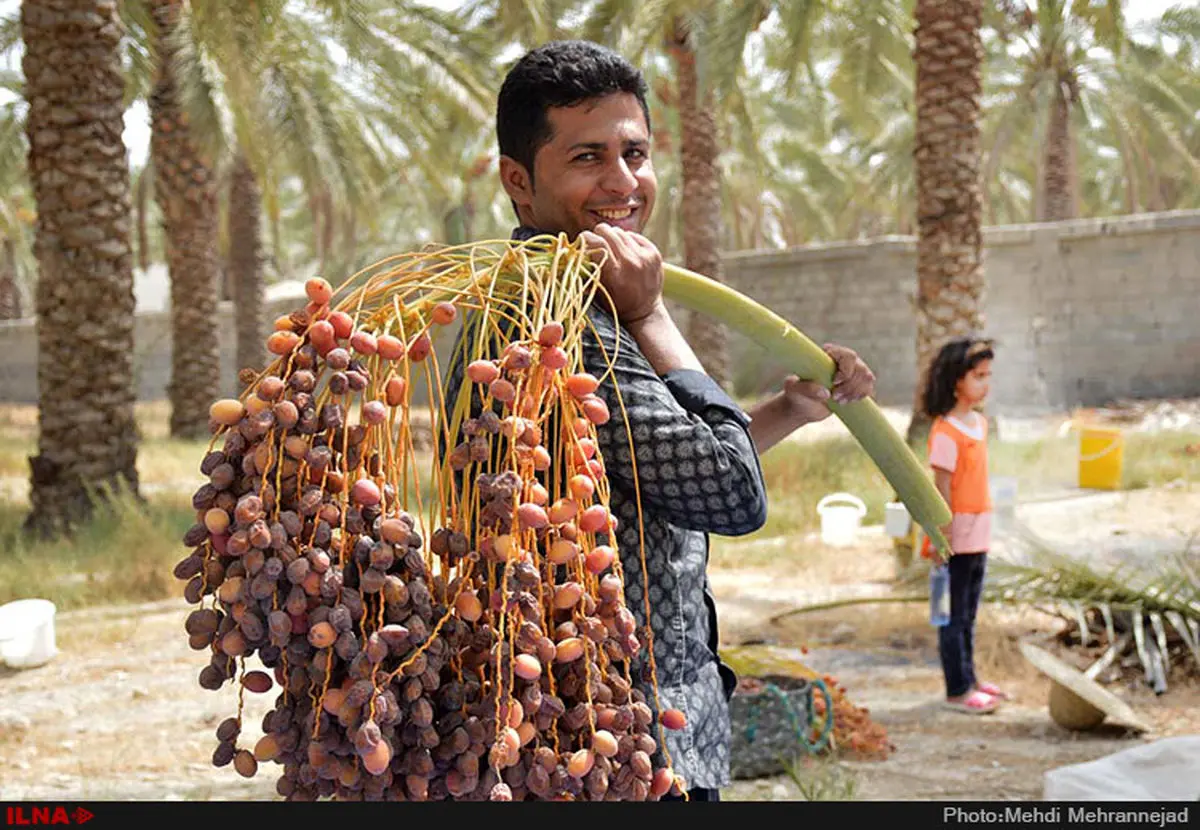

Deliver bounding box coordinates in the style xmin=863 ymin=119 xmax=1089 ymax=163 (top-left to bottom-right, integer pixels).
xmin=0 ymin=296 xmax=307 ymax=406
xmin=715 ymin=237 xmax=919 ymax=406
xmin=2 ymin=210 xmax=1198 ymax=415
xmin=0 ymin=293 xmax=461 ymax=407
xmin=718 ymin=210 xmax=1200 ymax=413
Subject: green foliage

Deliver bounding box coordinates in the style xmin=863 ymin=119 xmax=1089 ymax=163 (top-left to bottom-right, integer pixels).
xmin=0 ymin=485 xmax=195 ymax=611
xmin=4 ymin=0 xmax=1198 ymax=284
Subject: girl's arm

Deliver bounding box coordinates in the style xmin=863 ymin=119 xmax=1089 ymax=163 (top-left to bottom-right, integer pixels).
xmin=933 ymin=467 xmax=953 ymax=553
xmin=933 ymin=468 xmax=953 ymax=507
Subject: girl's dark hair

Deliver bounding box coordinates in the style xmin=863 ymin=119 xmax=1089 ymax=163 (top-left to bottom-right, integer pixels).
xmin=496 ymin=40 xmax=651 ymax=188
xmin=921 ymin=337 xmax=995 ymax=418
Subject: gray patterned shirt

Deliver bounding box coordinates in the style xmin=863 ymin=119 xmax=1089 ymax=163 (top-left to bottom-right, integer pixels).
xmin=442 ymin=228 xmax=769 ymax=790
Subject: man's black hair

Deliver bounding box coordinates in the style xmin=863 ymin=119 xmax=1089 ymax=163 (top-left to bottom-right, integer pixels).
xmin=496 ymin=40 xmax=651 ymax=188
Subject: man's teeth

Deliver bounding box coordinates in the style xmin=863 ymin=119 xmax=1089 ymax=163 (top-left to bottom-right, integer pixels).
xmin=596 ymin=208 xmax=633 ymax=220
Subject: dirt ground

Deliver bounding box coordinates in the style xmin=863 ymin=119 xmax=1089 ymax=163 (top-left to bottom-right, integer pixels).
xmin=1 ymin=485 xmax=1197 ymax=802
xmin=713 ymin=562 xmax=1200 ymax=802
xmin=711 ymin=484 xmax=1200 ymax=801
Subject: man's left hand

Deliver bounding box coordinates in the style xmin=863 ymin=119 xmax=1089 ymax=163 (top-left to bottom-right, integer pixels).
xmin=781 ymin=343 xmax=876 ymax=423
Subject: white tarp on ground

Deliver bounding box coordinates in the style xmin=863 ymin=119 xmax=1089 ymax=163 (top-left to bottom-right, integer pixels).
xmin=1043 ymin=736 xmax=1200 ymax=800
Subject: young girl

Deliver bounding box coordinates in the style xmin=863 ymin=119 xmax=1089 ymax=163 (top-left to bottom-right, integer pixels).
xmin=921 ymin=337 xmax=1006 ymax=715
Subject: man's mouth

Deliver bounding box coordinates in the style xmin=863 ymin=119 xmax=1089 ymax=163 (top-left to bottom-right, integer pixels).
xmin=591 ymin=206 xmax=636 ymax=222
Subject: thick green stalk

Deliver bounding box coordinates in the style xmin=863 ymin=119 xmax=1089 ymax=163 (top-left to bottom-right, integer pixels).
xmin=663 ymin=263 xmax=953 ymax=556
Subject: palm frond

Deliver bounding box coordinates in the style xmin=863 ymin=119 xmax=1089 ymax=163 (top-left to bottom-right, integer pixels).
xmin=161 ymin=3 xmax=229 ymax=167
xmin=0 ymin=104 xmax=26 ymax=187
xmin=0 ymin=68 xmax=21 ymax=97
xmin=618 ymin=0 xmax=677 ymax=64
xmin=118 ymin=1 xmax=156 ymax=107
xmin=827 ymin=0 xmax=912 ymax=110
xmin=1069 ymin=0 xmax=1125 ymax=52
xmin=986 ymin=522 xmax=1200 ymax=686
xmin=774 ymin=0 xmax=824 ymax=94
xmin=703 ymin=0 xmax=766 ymax=96
xmin=582 ymin=0 xmax=639 ymax=46
xmin=774 ymin=520 xmax=1200 ymax=689
xmin=0 ymin=12 xmax=19 ymax=57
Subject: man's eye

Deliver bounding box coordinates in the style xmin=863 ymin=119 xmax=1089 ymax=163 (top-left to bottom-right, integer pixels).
xmin=626 ymin=149 xmax=646 ymax=161
xmin=574 ymin=153 xmax=598 ymax=162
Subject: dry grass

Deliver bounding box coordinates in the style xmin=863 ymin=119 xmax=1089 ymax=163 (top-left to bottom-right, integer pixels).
xmin=54 ymin=615 xmax=149 ymax=653
xmin=0 ymin=402 xmax=210 ymax=487
xmin=784 ymin=755 xmax=861 ymax=801
xmin=0 ymin=399 xmax=441 ymax=613
xmin=771 ymin=599 xmax=1057 ymax=691
xmin=710 ymin=530 xmax=899 ymax=580
xmin=0 ymin=489 xmax=194 ymax=611
xmin=0 ymin=398 xmax=1194 ymax=619
xmin=741 ymin=427 xmax=1200 ymax=547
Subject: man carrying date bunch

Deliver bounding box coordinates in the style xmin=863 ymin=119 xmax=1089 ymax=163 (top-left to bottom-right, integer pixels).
xmin=441 ymin=40 xmax=877 ymax=801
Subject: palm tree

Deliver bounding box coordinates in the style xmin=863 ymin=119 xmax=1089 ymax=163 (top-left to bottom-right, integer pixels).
xmin=146 ymin=0 xmax=222 ymax=439
xmin=586 ymin=0 xmax=918 ymax=389
xmin=183 ymin=2 xmax=355 ymax=380
xmin=20 ymin=0 xmax=141 ymax=536
xmin=1077 ymin=25 xmax=1200 ymax=216
xmin=583 ymin=1 xmax=764 ymax=391
xmin=178 ymin=0 xmax=496 ymax=376
xmin=667 ymin=16 xmax=733 ymax=389
xmin=907 ymin=0 xmax=986 ymax=445
xmin=746 ymin=5 xmax=917 ymax=244
xmin=228 ymin=150 xmax=263 ymax=375
xmin=0 ymin=100 xmax=32 ymax=320
xmin=980 ymin=0 xmax=1198 ymax=224
xmin=459 ymin=0 xmax=576 ymax=50
xmin=1138 ymin=4 xmax=1200 ymax=211
xmin=412 ymin=109 xmax=502 ymax=246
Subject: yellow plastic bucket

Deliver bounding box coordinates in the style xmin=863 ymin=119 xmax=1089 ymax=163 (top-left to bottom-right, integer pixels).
xmin=1078 ymin=426 xmax=1124 ymax=490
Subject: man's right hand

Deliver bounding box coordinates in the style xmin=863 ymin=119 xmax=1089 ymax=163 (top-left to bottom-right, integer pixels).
xmin=579 ymin=223 xmax=664 ymax=325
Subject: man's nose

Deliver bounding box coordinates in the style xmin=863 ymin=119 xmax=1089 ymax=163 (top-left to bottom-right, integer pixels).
xmin=600 ymin=158 xmax=637 ymax=196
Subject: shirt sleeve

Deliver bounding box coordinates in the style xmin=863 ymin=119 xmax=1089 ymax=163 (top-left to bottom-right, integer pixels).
xmin=582 ymin=309 xmax=768 ymax=537
xmin=929 ymin=432 xmax=958 ymax=473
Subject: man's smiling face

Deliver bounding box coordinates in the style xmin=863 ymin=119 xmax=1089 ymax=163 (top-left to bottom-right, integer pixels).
xmin=502 ymin=92 xmax=656 ymax=239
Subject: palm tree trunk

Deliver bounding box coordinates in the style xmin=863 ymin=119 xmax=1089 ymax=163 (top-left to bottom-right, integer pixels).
xmin=908 ymin=0 xmax=987 ymax=446
xmin=268 ymin=182 xmax=285 ymax=278
xmin=149 ymin=0 xmax=222 ymax=439
xmin=0 ymin=238 xmax=19 ymax=320
xmin=670 ymin=21 xmax=731 ymax=391
xmin=442 ymin=206 xmax=466 ymax=247
xmin=135 ymin=165 xmax=150 ymax=272
xmin=1038 ymin=78 xmax=1078 ymax=222
xmin=229 ymin=150 xmax=264 ymax=378
xmin=21 ymin=0 xmax=141 ymax=537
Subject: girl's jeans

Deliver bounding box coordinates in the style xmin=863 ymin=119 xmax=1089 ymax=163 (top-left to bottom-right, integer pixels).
xmin=938 ymin=552 xmax=988 ymax=698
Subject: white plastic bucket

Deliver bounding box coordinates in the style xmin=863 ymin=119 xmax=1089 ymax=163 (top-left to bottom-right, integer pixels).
xmin=816 ymin=493 xmax=867 ymax=547
xmin=0 ymin=598 xmax=58 ymax=669
xmin=884 ymin=501 xmax=911 ymax=538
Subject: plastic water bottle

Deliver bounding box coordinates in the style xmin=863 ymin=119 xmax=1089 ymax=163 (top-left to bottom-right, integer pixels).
xmin=929 ymin=563 xmax=951 ymax=627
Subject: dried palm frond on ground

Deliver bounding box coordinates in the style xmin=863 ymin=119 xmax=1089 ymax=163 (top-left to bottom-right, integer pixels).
xmin=984 ymin=522 xmax=1200 ymax=692
xmin=772 ymin=520 xmax=1199 ymax=693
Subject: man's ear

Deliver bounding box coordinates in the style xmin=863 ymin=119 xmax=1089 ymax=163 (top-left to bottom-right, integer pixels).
xmin=498 ymin=156 xmax=534 ymax=208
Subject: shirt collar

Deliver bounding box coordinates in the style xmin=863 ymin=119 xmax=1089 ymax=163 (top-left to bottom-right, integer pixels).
xmin=511 ymin=225 xmax=542 ymax=241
